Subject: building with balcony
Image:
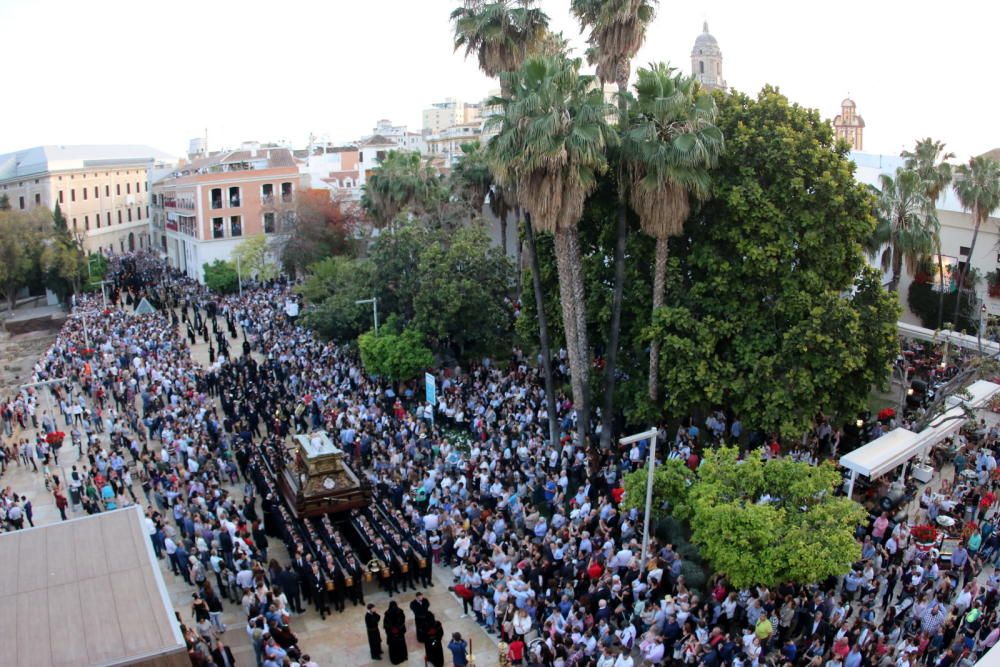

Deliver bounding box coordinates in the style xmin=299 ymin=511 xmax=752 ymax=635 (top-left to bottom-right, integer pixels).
xmin=425 ymin=121 xmax=484 ymax=167
xmin=0 ymin=144 xmax=175 ymax=254
xmin=150 ymin=143 xmax=301 ymax=282
xmin=422 ymin=98 xmax=483 ymax=135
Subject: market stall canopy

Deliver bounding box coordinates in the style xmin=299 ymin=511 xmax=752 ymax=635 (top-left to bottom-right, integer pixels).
xmin=945 ymin=379 xmax=1000 ymax=410
xmin=840 ymin=428 xmax=921 ymax=479
xmin=897 ymin=321 xmax=1000 ymax=355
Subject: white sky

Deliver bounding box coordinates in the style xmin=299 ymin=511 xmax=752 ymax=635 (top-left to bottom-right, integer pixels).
xmin=1 ymin=0 xmax=996 ymax=161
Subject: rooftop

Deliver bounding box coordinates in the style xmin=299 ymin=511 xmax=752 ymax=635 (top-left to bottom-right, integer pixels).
xmin=0 ymin=145 xmax=175 ymax=182
xmin=0 ymin=506 xmax=185 ymax=666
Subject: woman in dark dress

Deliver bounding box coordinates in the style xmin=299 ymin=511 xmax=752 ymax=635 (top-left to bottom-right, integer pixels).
xmin=424 ymin=613 xmax=445 ymax=667
xmin=384 ymin=600 xmax=408 ymax=665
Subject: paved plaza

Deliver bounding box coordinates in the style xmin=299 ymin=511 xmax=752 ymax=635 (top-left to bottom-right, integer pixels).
xmin=0 ymin=317 xmax=501 ymax=667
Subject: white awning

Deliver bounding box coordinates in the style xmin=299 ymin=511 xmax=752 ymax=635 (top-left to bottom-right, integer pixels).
xmin=946 ymin=379 xmax=1000 ymax=410
xmin=897 ymin=321 xmax=1000 ymax=356
xmin=912 ymin=406 xmax=967 ymax=452
xmin=839 ymin=428 xmax=922 ymax=479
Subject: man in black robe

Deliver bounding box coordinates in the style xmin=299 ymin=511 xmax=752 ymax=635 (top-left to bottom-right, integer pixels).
xmin=410 ymin=591 xmax=431 ymax=643
xmin=365 ymin=604 xmax=383 ymax=660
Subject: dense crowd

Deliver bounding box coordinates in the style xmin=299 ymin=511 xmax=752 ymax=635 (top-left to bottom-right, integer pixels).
xmin=1 ymin=251 xmax=999 ymax=667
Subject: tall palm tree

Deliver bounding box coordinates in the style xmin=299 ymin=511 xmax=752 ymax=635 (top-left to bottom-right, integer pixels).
xmin=622 ymin=64 xmax=723 ymax=404
xmin=951 ymin=156 xmax=1000 ymax=328
xmin=871 ymin=168 xmax=937 ymax=294
xmin=570 ymin=0 xmax=657 ymax=447
xmin=902 ymin=138 xmax=954 ymax=328
xmin=362 ymin=151 xmax=444 ymax=228
xmin=451 ymin=0 xmax=561 ymax=449
xmin=488 ymin=54 xmax=617 ymax=449
xmin=451 ymin=0 xmax=549 ymax=95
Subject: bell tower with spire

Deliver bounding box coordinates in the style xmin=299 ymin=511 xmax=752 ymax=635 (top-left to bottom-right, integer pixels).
xmin=691 ymin=22 xmax=726 ymax=92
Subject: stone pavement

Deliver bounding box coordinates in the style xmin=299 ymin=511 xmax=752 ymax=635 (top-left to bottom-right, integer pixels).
xmin=0 ymin=310 xmax=501 ymax=667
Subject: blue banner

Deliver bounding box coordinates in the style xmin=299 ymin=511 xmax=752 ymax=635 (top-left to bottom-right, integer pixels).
xmin=425 ymin=372 xmax=436 ymax=405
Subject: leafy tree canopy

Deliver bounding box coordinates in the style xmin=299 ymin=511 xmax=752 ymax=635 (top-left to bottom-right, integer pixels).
xmin=232 ymin=235 xmax=278 ymax=282
xmin=358 ymin=326 xmax=434 ymax=382
xmin=298 ymin=256 xmax=375 ymax=342
xmin=649 ymin=87 xmax=899 ymax=435
xmin=624 ymin=447 xmax=866 ymax=589
xmin=203 ymin=260 xmax=239 ymax=294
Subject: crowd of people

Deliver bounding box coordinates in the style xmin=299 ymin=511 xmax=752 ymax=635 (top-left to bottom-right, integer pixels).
xmin=1 ymin=250 xmax=999 ymax=667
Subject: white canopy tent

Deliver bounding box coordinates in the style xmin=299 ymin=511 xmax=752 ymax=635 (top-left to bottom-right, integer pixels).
xmin=839 ymin=381 xmax=1000 ymax=497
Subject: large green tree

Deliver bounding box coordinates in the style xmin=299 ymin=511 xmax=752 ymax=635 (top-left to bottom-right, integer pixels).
xmin=623 ymin=63 xmax=723 ymax=406
xmin=570 ymin=0 xmax=657 ymax=448
xmin=950 ymin=155 xmax=1000 ymax=328
xmin=358 ymin=326 xmax=434 ymax=383
xmin=488 ymin=54 xmax=617 ymax=449
xmin=0 ymin=208 xmax=47 ymax=311
xmin=298 ymin=256 xmax=376 ymax=342
xmin=648 ymin=87 xmax=899 ymax=436
xmin=412 ymin=224 xmax=514 ymax=360
xmin=869 ymin=167 xmax=938 ymax=293
xmin=623 ymin=447 xmax=867 ymax=588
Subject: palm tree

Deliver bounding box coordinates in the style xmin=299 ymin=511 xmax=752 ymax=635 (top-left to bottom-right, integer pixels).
xmin=451 ymin=0 xmax=561 ymax=449
xmin=902 ymin=138 xmax=953 ymax=327
xmin=488 ymin=54 xmax=617 ymax=449
xmin=622 ymin=64 xmax=723 ymax=404
xmin=951 ymin=156 xmax=1000 ymax=328
xmin=451 ymin=0 xmax=549 ymax=95
xmin=570 ymin=0 xmax=657 ymax=446
xmin=362 ymin=151 xmax=444 ymax=228
xmin=870 ymin=168 xmax=938 ymax=294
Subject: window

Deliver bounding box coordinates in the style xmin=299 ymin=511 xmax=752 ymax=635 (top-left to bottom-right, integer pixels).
xmin=59 ymin=191 xmax=64 ymax=204
xmin=359 ymin=151 xmax=364 ymax=162
xmin=127 ymin=208 xmax=132 ymax=222
xmin=126 ymin=183 xmax=131 ymax=194
xmin=230 ymin=215 xmax=242 ymax=237
xmin=136 ymin=207 xmax=141 ymax=220
xmin=145 ymin=206 xmax=149 ymax=218
xmin=84 ymin=216 xmax=89 ymax=230
xmin=212 ymin=217 xmax=225 ymax=239
xmin=144 ymin=182 xmax=148 ymax=192
xmin=83 ymin=187 xmax=88 ymax=200
xmin=105 ymin=185 xmax=110 ymax=197
xmin=117 ymin=210 xmax=122 ymax=224
xmin=263 ymin=212 xmax=276 ymax=233
xmin=262 ymin=183 xmax=274 ymax=203
xmin=116 ymin=184 xmax=121 ymax=195
xmin=34 ymin=193 xmax=40 ymax=205
xmin=960 ymin=246 xmax=971 ymax=256
xmin=211 ymin=188 xmax=223 ymax=209
xmin=281 ymin=182 xmax=293 ymax=202
xmin=19 ymin=196 xmax=24 ymax=209
xmin=71 ymin=189 xmax=76 ymax=202
xmin=106 ymin=211 xmax=111 ymax=226
xmin=73 ymin=218 xmax=78 ymax=231
xmin=699 ymin=61 xmax=704 ymax=74
xmin=94 ymin=186 xmax=98 ymax=198
xmin=135 ymin=181 xmax=139 ymax=193
xmin=229 ymin=186 xmax=241 ymax=207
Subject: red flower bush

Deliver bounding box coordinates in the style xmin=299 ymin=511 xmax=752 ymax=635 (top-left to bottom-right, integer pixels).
xmin=911 ymin=524 xmax=938 ymax=543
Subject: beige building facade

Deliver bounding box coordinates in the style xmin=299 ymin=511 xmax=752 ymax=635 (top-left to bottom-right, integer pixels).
xmin=0 ymin=145 xmax=174 ymax=254
xmin=834 ymin=99 xmax=865 ymax=150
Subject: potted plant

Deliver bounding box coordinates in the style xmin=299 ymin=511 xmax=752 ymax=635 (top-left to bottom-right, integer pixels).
xmin=911 ymin=524 xmax=939 ymax=551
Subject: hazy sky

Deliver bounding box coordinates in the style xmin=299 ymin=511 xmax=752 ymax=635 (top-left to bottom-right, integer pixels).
xmin=1 ymin=0 xmax=996 ymax=161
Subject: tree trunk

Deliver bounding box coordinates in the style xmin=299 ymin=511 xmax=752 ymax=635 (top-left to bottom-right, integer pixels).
xmin=889 ymin=246 xmax=902 ymax=294
xmin=952 ymin=210 xmax=982 ymax=329
xmin=648 ymin=236 xmax=669 ymax=403
xmin=936 ymin=252 xmax=945 ymax=329
xmin=554 ymin=226 xmax=591 ymax=450
xmin=524 ymin=214 xmax=560 ymax=451
xmin=500 ymin=214 xmax=509 ymax=258
xmin=599 ymin=75 xmax=631 ymax=450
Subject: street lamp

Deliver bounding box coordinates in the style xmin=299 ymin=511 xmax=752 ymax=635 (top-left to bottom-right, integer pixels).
xmin=621 ymin=427 xmax=660 ymax=567
xmin=356 ymin=297 xmax=379 ymax=334
xmin=979 ymin=303 xmax=987 ymax=355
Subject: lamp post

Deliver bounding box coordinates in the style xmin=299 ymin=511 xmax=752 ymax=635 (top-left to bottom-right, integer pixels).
xmin=621 ymin=427 xmax=660 ymax=567
xmin=979 ymin=303 xmax=987 ymax=355
xmin=356 ymin=297 xmax=379 ymax=334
